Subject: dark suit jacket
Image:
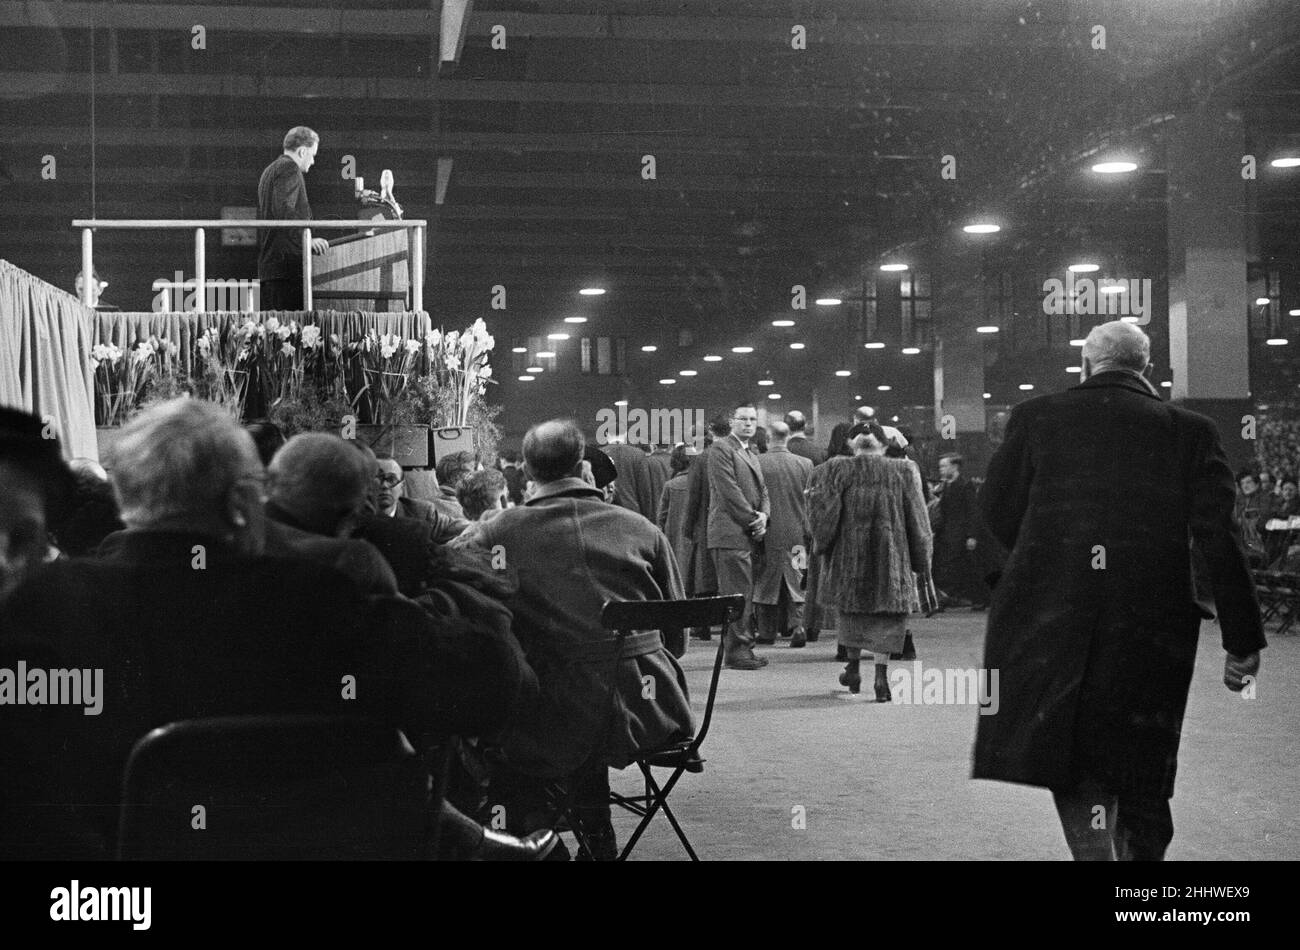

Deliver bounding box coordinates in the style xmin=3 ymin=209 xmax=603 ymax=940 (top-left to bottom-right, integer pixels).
xmin=603 ymin=443 xmax=657 ymax=519
xmin=786 ymin=433 xmax=828 ymax=466
xmin=396 ymin=495 xmax=469 ymax=542
xmin=257 ymin=153 xmax=311 ymax=280
xmin=263 ymin=512 xmax=399 ymax=597
xmin=973 ymin=370 xmax=1266 ymax=798
xmin=0 ymin=530 xmax=531 ymax=859
xmin=705 ymin=434 xmax=770 ymax=550
xmin=754 ymin=447 xmax=813 ymax=602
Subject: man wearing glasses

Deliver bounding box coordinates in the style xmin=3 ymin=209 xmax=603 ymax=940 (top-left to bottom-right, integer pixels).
xmin=373 ymin=454 xmax=469 ymax=540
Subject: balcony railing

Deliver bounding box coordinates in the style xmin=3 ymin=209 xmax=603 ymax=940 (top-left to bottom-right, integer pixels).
xmin=71 ymin=218 xmax=428 ymax=312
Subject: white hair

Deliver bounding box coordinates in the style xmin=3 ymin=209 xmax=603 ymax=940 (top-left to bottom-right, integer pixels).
xmin=1082 ymin=320 xmax=1150 ymax=373
xmin=108 ymin=398 xmax=259 ymax=529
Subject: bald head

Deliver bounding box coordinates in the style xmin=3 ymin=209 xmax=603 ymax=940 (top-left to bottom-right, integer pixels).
xmin=767 ymin=419 xmax=791 ymax=444
xmin=784 ymin=410 xmax=807 ymax=433
xmin=523 ymin=419 xmax=585 ymax=483
xmin=1082 ymin=320 xmax=1150 ymax=377
xmin=268 ymin=433 xmax=371 ymax=536
xmin=855 ymin=405 xmax=876 ymax=422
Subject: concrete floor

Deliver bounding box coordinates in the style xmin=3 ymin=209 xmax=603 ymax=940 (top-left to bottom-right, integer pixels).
xmin=605 ymin=610 xmax=1299 ymax=861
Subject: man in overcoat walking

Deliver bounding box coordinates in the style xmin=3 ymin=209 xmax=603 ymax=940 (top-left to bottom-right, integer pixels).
xmin=974 ymin=320 xmax=1265 ymax=860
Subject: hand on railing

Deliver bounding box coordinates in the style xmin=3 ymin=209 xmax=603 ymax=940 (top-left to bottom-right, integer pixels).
xmin=311 ymin=238 xmax=331 ymax=255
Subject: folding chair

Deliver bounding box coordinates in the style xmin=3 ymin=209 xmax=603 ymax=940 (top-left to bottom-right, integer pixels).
xmin=547 ymin=595 xmax=743 ymax=861
xmin=117 ymin=715 xmax=432 ymax=860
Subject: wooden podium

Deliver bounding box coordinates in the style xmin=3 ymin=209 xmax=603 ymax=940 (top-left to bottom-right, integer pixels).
xmin=312 ymin=228 xmax=410 ymax=312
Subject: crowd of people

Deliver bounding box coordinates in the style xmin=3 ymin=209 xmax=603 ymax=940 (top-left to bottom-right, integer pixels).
xmin=0 ymin=320 xmax=1269 ymax=862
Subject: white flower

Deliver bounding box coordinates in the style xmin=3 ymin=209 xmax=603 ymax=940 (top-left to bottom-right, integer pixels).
xmin=91 ymin=343 xmax=113 ymax=361
xmin=426 ymin=329 xmax=442 ymax=349
xmin=276 ymin=324 xmax=292 ymax=341
xmin=301 ymin=326 xmax=322 ymax=350
xmin=330 ymin=333 xmax=341 ymax=346
xmin=265 ymin=317 xmax=281 ymax=334
xmin=479 ymin=364 xmax=492 ymax=380
xmin=196 ymin=336 xmax=212 ymax=356
xmin=458 ymin=330 xmax=474 ymax=352
xmin=380 ymin=342 xmax=398 ymax=360
xmin=281 ymin=342 xmax=295 ymax=356
xmin=445 ymin=330 xmax=460 ymax=350
xmin=404 ymin=338 xmax=420 ymax=356
xmin=444 ymin=352 xmax=460 ymax=372
xmin=470 ymin=318 xmax=489 ymax=342
xmin=165 ymin=340 xmax=179 ymax=357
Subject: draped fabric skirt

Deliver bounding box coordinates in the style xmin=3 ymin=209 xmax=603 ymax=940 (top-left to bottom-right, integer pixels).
xmin=836 ymin=611 xmax=906 ymax=654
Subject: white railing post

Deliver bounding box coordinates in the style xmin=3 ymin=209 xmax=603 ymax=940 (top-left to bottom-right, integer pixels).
xmin=302 ymin=228 xmax=313 ymax=311
xmin=412 ymin=225 xmax=424 ymax=313
xmin=194 ymin=227 xmax=206 ymax=313
xmin=81 ymin=228 xmax=94 ymax=306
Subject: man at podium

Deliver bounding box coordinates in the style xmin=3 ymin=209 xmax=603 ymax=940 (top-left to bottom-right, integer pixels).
xmin=257 ymin=126 xmax=330 ymax=311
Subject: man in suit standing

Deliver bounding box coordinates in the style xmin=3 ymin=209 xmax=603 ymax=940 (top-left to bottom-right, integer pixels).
xmin=755 ymin=421 xmax=813 ymax=649
xmin=603 ymin=441 xmax=656 ymax=518
xmin=257 ymin=126 xmax=330 ymax=311
xmin=784 ymin=410 xmax=827 ymax=466
xmin=931 ymin=453 xmax=989 ymax=610
xmin=707 ymin=401 xmax=771 ymax=670
xmin=974 ymin=320 xmax=1265 ymax=860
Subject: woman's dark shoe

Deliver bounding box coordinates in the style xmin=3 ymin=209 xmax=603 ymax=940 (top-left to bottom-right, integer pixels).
xmin=805 ymin=628 xmax=820 ymax=642
xmin=789 ymin=627 xmax=807 ymax=648
xmin=874 ymin=664 xmax=892 ymax=703
xmin=839 ymin=661 xmax=861 ymax=694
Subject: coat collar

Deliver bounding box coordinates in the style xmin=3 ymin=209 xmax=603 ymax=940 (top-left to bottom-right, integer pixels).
xmin=525 ymin=476 xmax=605 ymax=504
xmin=1072 ymin=369 xmax=1162 ymax=401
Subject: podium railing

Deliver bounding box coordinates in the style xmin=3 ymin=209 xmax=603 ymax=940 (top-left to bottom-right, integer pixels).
xmin=71 ymin=219 xmax=428 ymax=312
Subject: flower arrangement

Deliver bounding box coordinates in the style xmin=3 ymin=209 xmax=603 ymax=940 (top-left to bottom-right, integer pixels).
xmin=194 ymin=323 xmax=255 ymax=420
xmin=90 ymin=337 xmax=178 ymax=426
xmin=349 ymin=329 xmax=425 ymax=424
xmin=424 ymin=318 xmax=496 ymax=426
xmin=251 ymin=318 xmax=326 ymax=411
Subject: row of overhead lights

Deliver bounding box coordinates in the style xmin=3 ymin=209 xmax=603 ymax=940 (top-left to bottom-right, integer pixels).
xmin=517 ymin=287 xmax=605 ymax=379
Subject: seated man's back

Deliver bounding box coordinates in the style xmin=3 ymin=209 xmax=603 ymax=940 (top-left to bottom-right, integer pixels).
xmin=463 ymin=475 xmax=691 ymax=776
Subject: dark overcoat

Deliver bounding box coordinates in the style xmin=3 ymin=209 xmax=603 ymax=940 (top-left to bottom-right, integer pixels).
xmin=973 ymin=371 xmax=1266 ymax=798
xmin=754 ymin=447 xmax=813 ymax=603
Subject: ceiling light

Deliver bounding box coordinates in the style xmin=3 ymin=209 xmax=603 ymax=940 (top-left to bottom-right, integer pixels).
xmin=1092 ymin=161 xmax=1137 ymax=174
xmin=835 ymin=370 xmax=851 ymax=377
xmin=891 ymin=415 xmax=899 ymax=422
xmin=901 ymin=347 xmax=921 ymax=355
xmin=659 ymin=378 xmax=676 ymax=384
xmin=1068 ymin=263 xmax=1100 ymax=273
xmin=876 ymin=385 xmax=891 ymax=391
xmin=564 ymin=316 xmax=587 ymax=323
xmin=768 ymin=393 xmax=781 ymax=400
xmin=864 ymin=341 xmax=886 ymax=349
xmin=614 ymin=399 xmax=628 ymax=406
xmin=511 ymin=346 xmax=527 ymax=353
xmin=579 ymin=287 xmax=605 ymax=295
xmin=1160 ymin=381 xmax=1172 ymax=388
xmin=1066 ymin=366 xmax=1081 ymax=373
xmin=703 ymin=354 xmax=723 ymax=362
xmin=547 ymin=332 xmax=570 ymax=340
xmin=641 ymin=345 xmax=658 ymax=352
xmin=1291 ymin=310 xmax=1300 ymax=317
xmin=758 ymin=378 xmax=774 ymax=386
xmin=772 ymin=319 xmax=795 ymax=327
xmin=1019 ymin=383 xmax=1034 ymax=390
xmin=976 ymin=326 xmax=999 ymax=333
xmin=1270 ymin=157 xmax=1300 ymax=168
xmin=535 ymin=350 xmax=556 ymax=358
xmin=1098 ymin=283 xmax=1126 ymax=294
xmin=679 ymin=369 xmax=697 ymax=376
xmin=963 ymin=223 xmax=1000 ymax=234
xmin=815 ymin=298 xmax=842 ymax=306
xmin=526 ymin=366 xmax=543 ymax=373
xmin=1255 ymin=297 xmax=1271 ymax=305
xmin=880 ymin=263 xmax=909 ymax=272
xmin=732 ymin=346 xmax=754 ymax=354
xmin=1266 ymin=338 xmax=1289 ymax=346
xmin=1070 ymin=338 xmax=1086 ymax=346
xmin=518 ymin=375 xmax=535 ymax=381
xmin=983 ymin=393 xmax=991 ymax=399
xmin=789 ymin=342 xmax=805 ymax=350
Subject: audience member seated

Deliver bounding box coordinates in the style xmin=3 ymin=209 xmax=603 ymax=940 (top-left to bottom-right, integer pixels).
xmin=374 ymin=453 xmax=469 ymax=541
xmin=1234 ymin=469 xmax=1269 ymax=565
xmin=457 ymin=469 xmax=508 ymax=524
xmin=0 ymin=399 xmax=548 ymax=860
xmin=263 ymin=433 xmax=401 ymax=596
xmin=0 ymin=408 xmax=75 ymax=600
xmin=435 ymin=451 xmax=477 ymax=520
xmin=499 ymin=449 xmax=527 ymax=506
xmin=452 ymin=419 xmax=693 ymax=860
xmin=49 ymin=466 xmax=124 ymax=559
